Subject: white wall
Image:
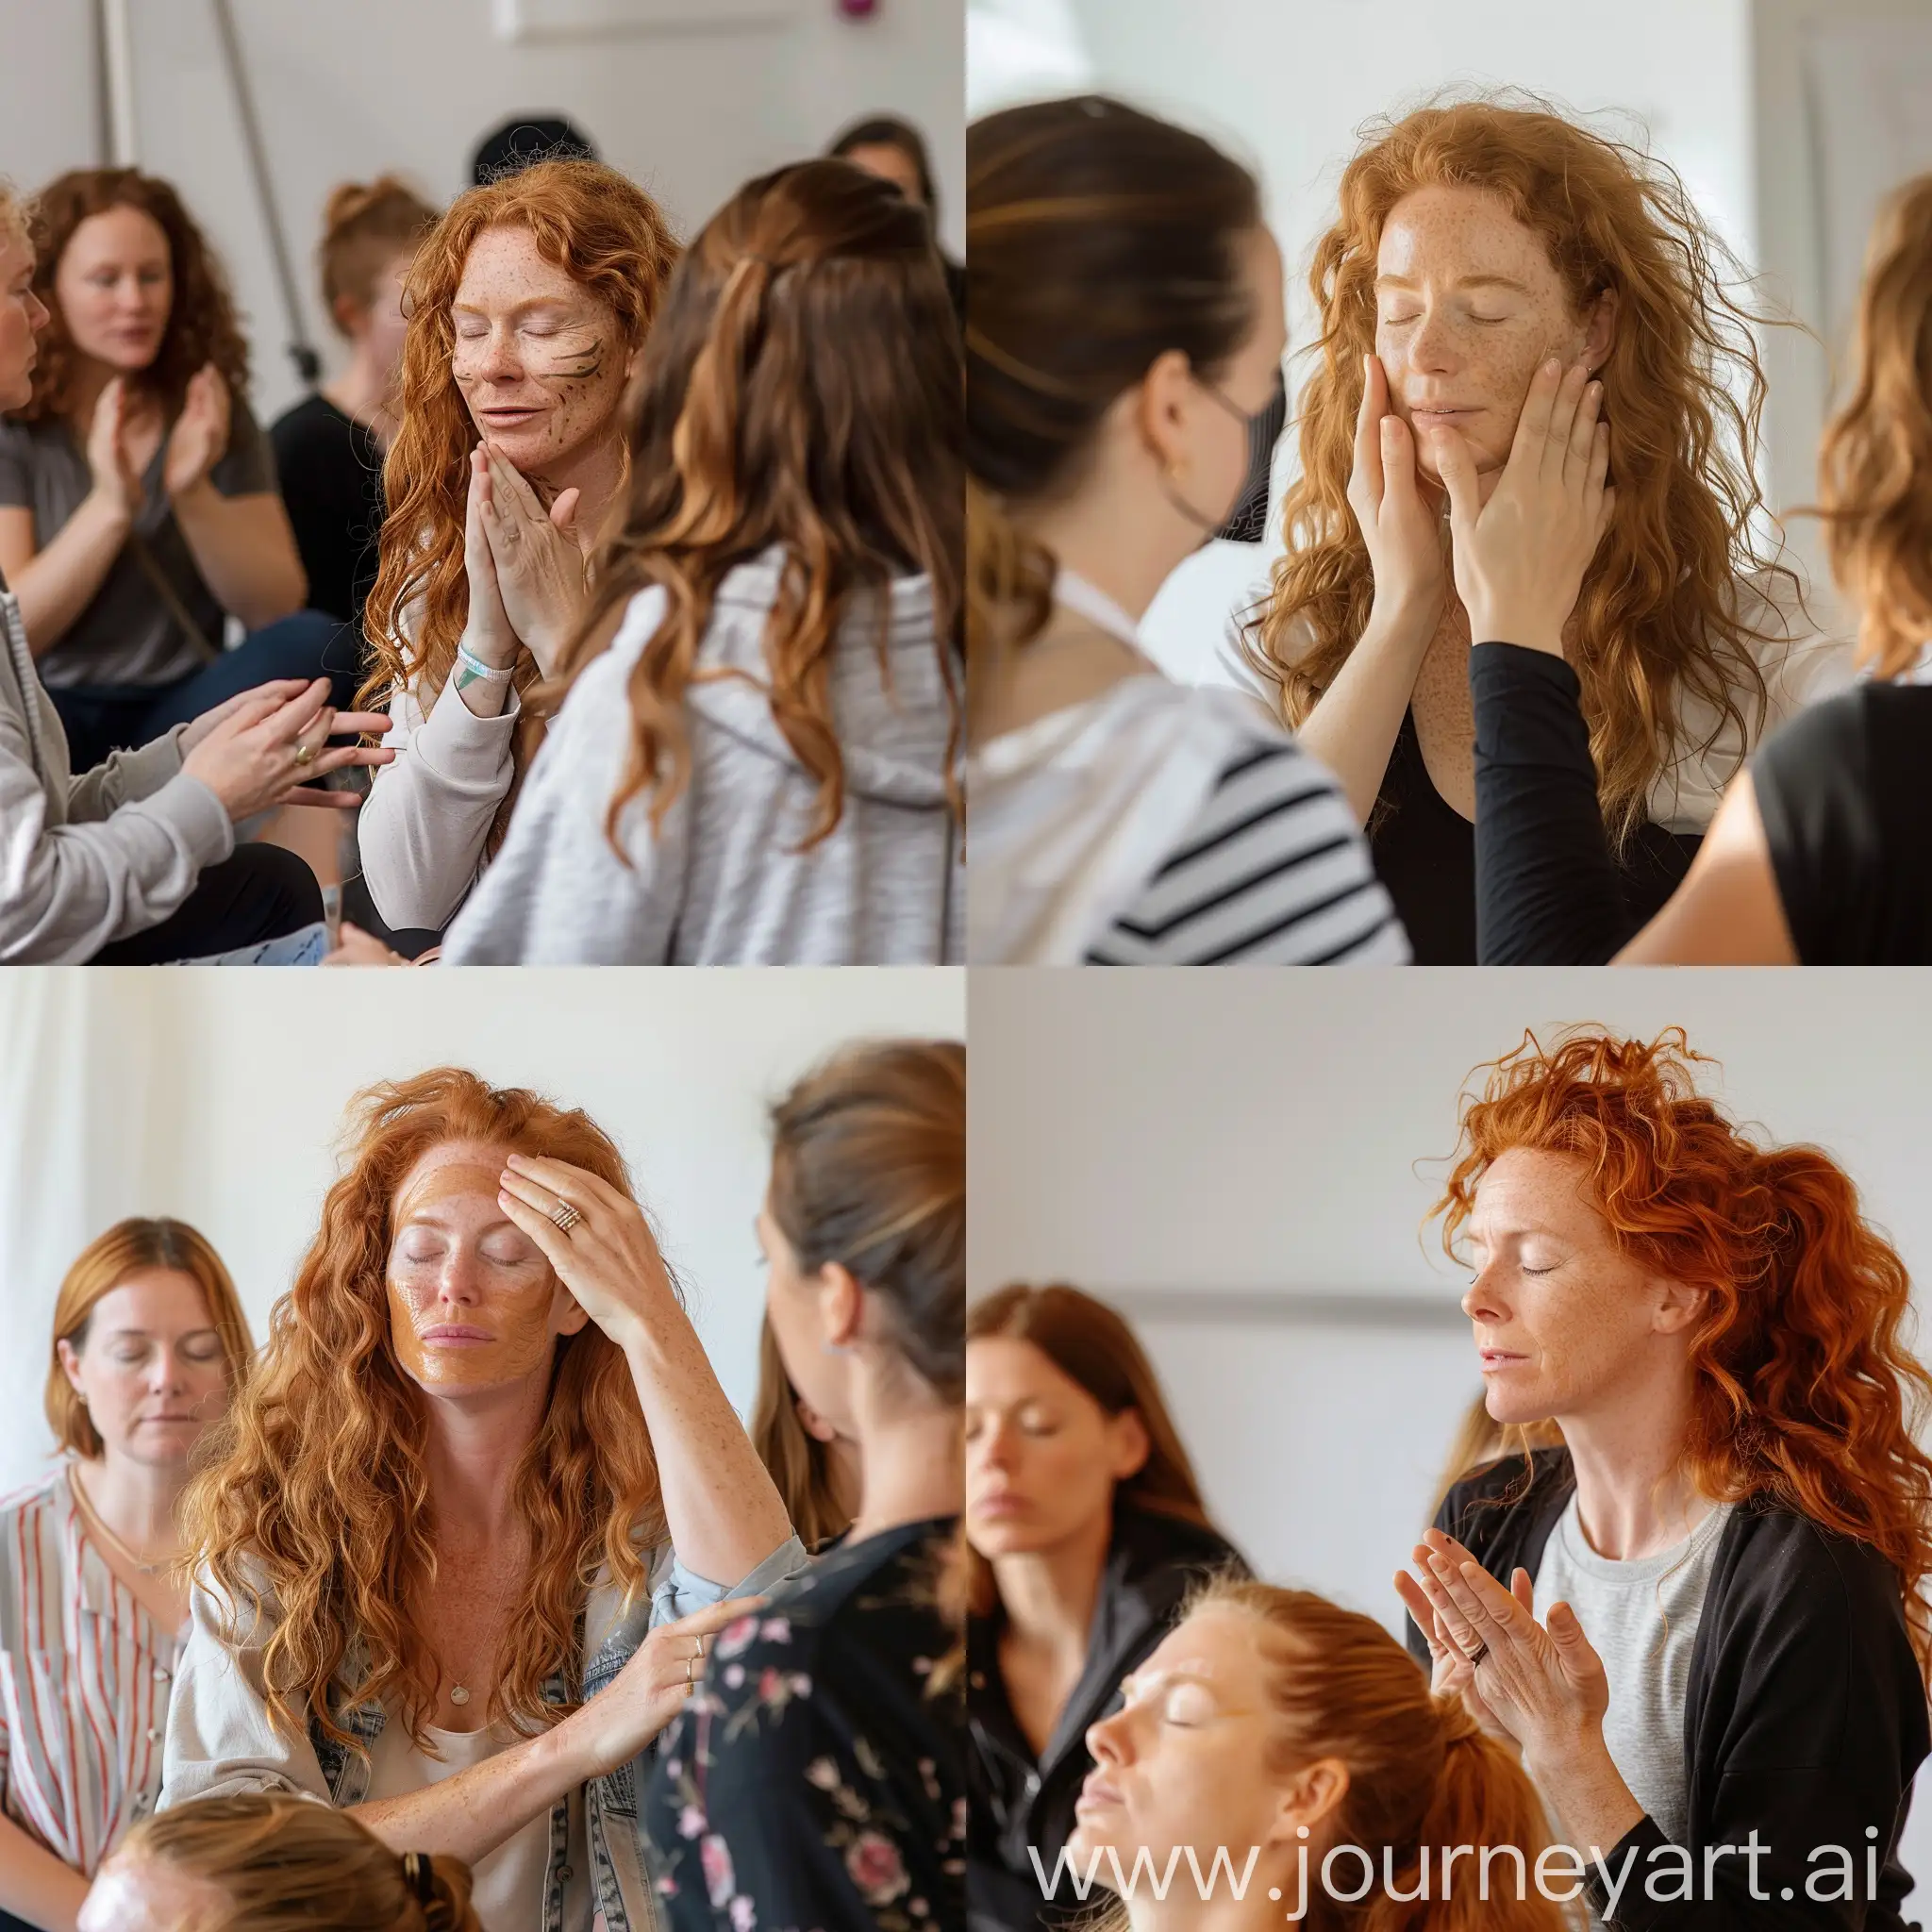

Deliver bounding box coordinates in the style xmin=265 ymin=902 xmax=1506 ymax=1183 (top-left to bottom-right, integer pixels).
xmin=0 ymin=0 xmax=964 ymax=422
xmin=968 ymin=966 xmax=1932 ymax=1903
xmin=0 ymin=965 xmax=965 ymax=1500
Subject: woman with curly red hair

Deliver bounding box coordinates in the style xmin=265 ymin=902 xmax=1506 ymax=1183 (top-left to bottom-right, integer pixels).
xmin=1246 ymin=98 xmax=1847 ymax=963
xmin=0 ymin=168 xmax=349 ymax=774
xmin=1398 ymin=1029 xmax=1932 ymax=1928
xmin=357 ymin=160 xmax=678 ymax=937
xmin=1470 ymin=170 xmax=1932 ymax=962
xmin=158 ymin=1067 xmax=805 ymax=1932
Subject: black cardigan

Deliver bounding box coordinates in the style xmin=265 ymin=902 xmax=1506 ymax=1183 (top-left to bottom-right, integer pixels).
xmin=1410 ymin=1447 xmax=1929 ymax=1929
xmin=967 ymin=1507 xmax=1246 ymax=1932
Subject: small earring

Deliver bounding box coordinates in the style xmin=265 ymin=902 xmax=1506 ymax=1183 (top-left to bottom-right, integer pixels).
xmin=76 ymin=1391 xmax=89 ymax=1407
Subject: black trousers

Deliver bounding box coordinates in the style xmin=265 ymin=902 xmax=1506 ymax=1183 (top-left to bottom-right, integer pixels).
xmin=88 ymin=842 xmax=322 ymax=964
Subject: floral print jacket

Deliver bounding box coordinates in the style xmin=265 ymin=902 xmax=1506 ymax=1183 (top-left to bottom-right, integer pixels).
xmin=642 ymin=1516 xmax=965 ymax=1932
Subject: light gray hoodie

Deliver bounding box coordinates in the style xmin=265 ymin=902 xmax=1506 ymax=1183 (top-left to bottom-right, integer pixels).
xmin=441 ymin=548 xmax=961 ymax=963
xmin=0 ymin=573 xmax=232 ymax=963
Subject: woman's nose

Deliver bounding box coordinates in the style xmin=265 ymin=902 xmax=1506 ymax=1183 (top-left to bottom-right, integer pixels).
xmin=1407 ymin=305 xmax=1459 ymax=374
xmin=1461 ymin=1267 xmax=1504 ymax=1321
xmin=1086 ymin=1707 xmax=1129 ymax=1767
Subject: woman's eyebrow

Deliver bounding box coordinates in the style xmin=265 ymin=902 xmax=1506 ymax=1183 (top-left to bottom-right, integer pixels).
xmin=1374 ymin=272 xmax=1534 ymax=295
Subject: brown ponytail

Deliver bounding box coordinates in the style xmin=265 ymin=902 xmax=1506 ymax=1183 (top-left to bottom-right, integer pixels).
xmin=318 ymin=174 xmax=437 ymax=327
xmin=965 ymin=96 xmax=1260 ymax=731
xmin=118 ymin=1794 xmax=482 ymax=1930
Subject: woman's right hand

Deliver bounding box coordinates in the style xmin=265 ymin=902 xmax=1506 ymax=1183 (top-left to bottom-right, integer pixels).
xmin=1346 ymin=353 xmax=1446 ymax=631
xmin=85 ymin=376 xmax=146 ymax=520
xmin=568 ymin=1597 xmax=768 ymax=1779
xmin=180 ymin=678 xmax=394 ymax=822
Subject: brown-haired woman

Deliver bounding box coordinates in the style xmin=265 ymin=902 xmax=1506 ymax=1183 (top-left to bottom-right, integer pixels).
xmin=1470 ymin=170 xmax=1932 ymax=963
xmin=750 ymin=1314 xmax=858 ymax=1551
xmin=1398 ymin=1028 xmax=1930 ymax=1925
xmin=159 ymin=1068 xmax=805 ymax=1932
xmin=357 ymin=160 xmax=678 ymax=935
xmin=80 ymin=1793 xmax=479 ymax=1932
xmin=1068 ymin=1581 xmax=1566 ymax=1932
xmin=441 ymin=157 xmax=962 ymax=965
xmin=644 ymin=1039 xmax=966 ymax=1931
xmin=964 ymin=1282 xmax=1244 ymax=1932
xmin=966 ymin=97 xmax=1404 ymax=966
xmin=0 ymin=1218 xmax=252 ymax=1932
xmin=0 ymin=168 xmax=351 ymax=774
xmin=826 ymin=112 xmax=965 ymax=317
xmin=271 ymin=176 xmax=438 ymax=628
xmin=1245 ymin=97 xmax=1846 ymax=965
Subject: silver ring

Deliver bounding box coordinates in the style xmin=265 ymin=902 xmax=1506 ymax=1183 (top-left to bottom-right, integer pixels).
xmin=549 ymin=1203 xmax=583 ymax=1235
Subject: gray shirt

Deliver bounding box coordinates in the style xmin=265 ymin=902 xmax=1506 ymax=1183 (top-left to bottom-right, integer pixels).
xmin=0 ymin=399 xmax=276 ymax=689
xmin=1533 ymin=1492 xmax=1733 ymax=1920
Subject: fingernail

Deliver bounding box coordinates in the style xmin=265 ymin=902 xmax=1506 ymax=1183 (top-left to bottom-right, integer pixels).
xmin=1544 ymin=357 xmax=1561 ymax=376
xmin=506 ymin=1153 xmax=526 ymax=1169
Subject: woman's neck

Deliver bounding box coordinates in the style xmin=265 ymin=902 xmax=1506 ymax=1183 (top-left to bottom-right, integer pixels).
xmin=1557 ymin=1366 xmax=1711 ymax=1561
xmin=845 ymin=1385 xmax=960 ymax=1545
xmin=75 ymin=1449 xmax=190 ymax=1557
xmin=1022 ymin=487 xmax=1186 ymax=629
xmin=324 ymin=347 xmax=398 ymax=443
xmin=991 ymin=1506 xmax=1111 ymax=1657
xmin=530 ymin=429 xmax=626 ymax=555
xmin=419 ymin=1373 xmax=549 ymax=1551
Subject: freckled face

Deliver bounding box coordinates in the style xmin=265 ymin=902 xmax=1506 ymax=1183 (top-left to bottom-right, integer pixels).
xmin=1461 ymin=1146 xmax=1678 ymax=1424
xmin=449 ymin=225 xmax=630 ymax=479
xmin=385 ymin=1140 xmax=588 ymax=1396
xmin=1375 ymin=184 xmax=1595 ymax=484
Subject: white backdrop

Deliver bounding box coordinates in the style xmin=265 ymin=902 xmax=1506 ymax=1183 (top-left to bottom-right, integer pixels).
xmin=968 ymin=967 xmax=1932 ymax=1905
xmin=0 ymin=966 xmax=965 ymax=1500
xmin=0 ymin=0 xmax=965 ymax=425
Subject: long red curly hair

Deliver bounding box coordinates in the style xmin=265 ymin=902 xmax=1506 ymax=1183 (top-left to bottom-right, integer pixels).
xmin=17 ymin=168 xmax=250 ymax=424
xmin=1816 ymin=171 xmax=1932 ymax=678
xmin=180 ymin=1068 xmax=669 ymax=1754
xmin=1250 ymin=97 xmax=1804 ymax=846
xmin=362 ymin=160 xmax=679 ymax=733
xmin=1434 ymin=1027 xmax=1932 ymax=1680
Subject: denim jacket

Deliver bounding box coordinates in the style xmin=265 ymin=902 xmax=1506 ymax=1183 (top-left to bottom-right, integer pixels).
xmin=159 ymin=1537 xmax=809 ymax=1932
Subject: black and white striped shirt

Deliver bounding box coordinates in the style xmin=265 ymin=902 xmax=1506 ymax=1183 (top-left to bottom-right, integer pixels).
xmin=1087 ymin=739 xmax=1409 ymax=964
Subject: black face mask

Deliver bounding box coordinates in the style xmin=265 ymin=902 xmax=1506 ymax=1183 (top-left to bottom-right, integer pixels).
xmin=1156 ymin=367 xmax=1289 ymax=544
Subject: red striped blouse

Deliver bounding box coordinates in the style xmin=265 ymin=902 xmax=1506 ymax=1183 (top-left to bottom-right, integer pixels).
xmin=0 ymin=1465 xmax=184 ymax=1875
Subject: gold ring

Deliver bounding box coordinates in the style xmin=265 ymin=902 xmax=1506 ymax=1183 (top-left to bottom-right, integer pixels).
xmin=292 ymin=739 xmax=315 ymax=766
xmin=549 ymin=1203 xmax=583 ymax=1235
xmin=685 ymin=1655 xmax=697 ymax=1686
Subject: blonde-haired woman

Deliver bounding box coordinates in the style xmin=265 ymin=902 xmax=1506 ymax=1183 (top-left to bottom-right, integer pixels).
xmin=358 ymin=160 xmax=679 ymax=934
xmin=160 ymin=1067 xmax=804 ymax=1932
xmin=1071 ymin=1580 xmax=1566 ymax=1932
xmin=1247 ymin=96 xmax=1846 ymax=963
xmin=750 ymin=1315 xmax=858 ymax=1553
xmin=0 ymin=1218 xmax=252 ymax=1932
xmin=1471 ymin=169 xmax=1932 ymax=963
xmin=441 ymin=157 xmax=961 ymax=964
xmin=81 ymin=1793 xmax=480 ymax=1932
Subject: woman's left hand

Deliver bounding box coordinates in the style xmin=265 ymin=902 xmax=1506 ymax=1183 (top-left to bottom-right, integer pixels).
xmin=164 ymin=362 xmax=232 ymax=500
xmin=496 ymin=1153 xmax=674 ymax=1350
xmin=1402 ymin=1527 xmax=1610 ymax=1776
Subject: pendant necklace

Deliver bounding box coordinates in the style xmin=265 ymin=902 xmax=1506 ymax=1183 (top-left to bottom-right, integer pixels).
xmin=448 ymin=1556 xmax=519 ymax=1710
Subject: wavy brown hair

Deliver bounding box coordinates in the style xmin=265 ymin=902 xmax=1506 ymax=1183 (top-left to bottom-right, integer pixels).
xmin=1816 ymin=171 xmax=1932 ymax=678
xmin=964 ymin=96 xmax=1260 ymax=733
xmin=362 ymin=160 xmax=679 ymax=726
xmin=18 ymin=168 xmax=249 ymax=423
xmin=750 ymin=1314 xmax=857 ymax=1551
xmin=1434 ymin=1026 xmax=1932 ymax=1680
xmin=181 ymin=1068 xmax=669 ymax=1754
xmin=557 ymin=158 xmax=962 ymax=856
xmin=46 ymin=1217 xmax=253 ymax=1459
xmin=123 ymin=1794 xmax=478 ymax=1932
xmin=1250 ymin=96 xmax=1804 ymax=846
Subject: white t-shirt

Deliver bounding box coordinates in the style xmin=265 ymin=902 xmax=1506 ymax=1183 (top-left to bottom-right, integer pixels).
xmin=364 ymin=1714 xmax=598 ymax=1932
xmin=1533 ymin=1494 xmax=1734 ymax=1927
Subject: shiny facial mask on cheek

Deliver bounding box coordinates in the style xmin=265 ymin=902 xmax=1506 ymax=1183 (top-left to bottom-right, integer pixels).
xmin=386 ymin=1163 xmax=559 ymax=1387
